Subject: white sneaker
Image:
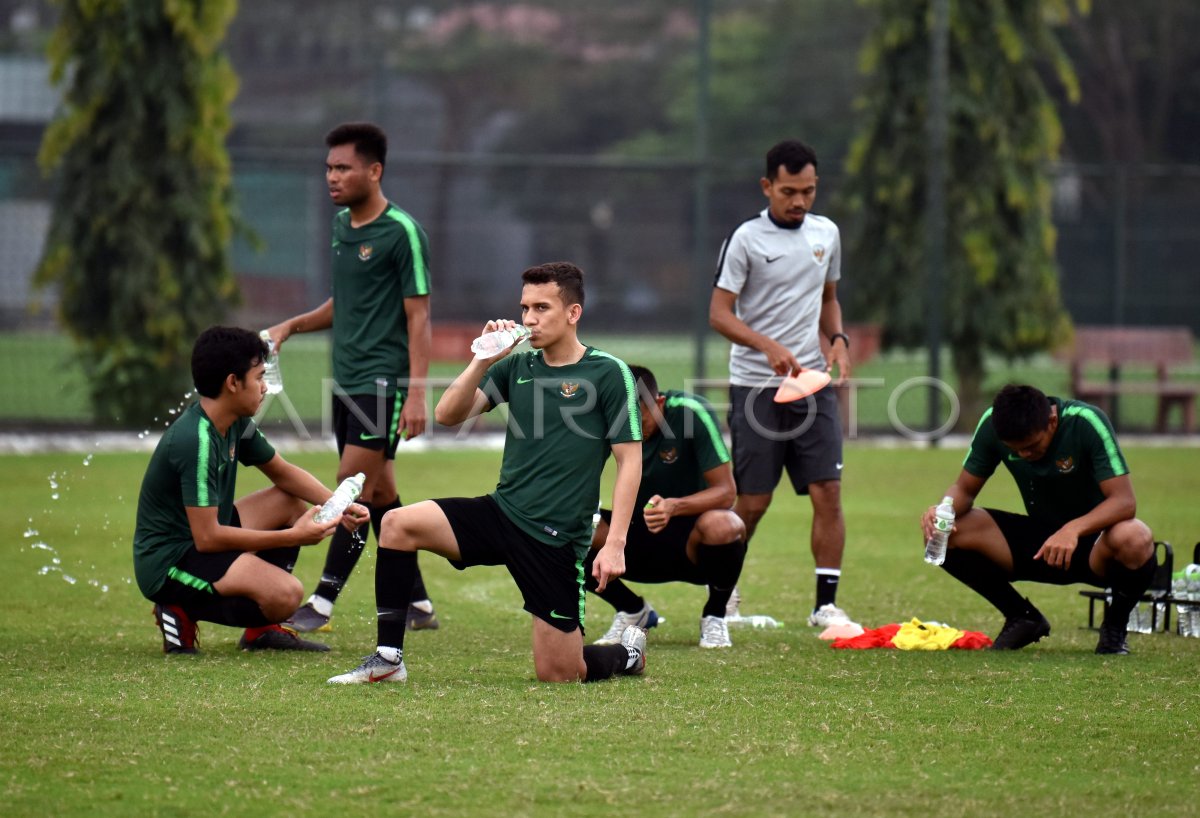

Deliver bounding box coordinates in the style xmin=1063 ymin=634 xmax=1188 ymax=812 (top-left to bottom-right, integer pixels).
xmin=620 ymin=626 xmax=647 ymax=675
xmin=699 ymin=615 xmax=732 ymax=649
xmin=593 ymin=603 xmax=660 ymax=646
xmin=807 ymin=603 xmax=853 ymax=628
xmin=326 ymin=652 xmax=407 ymax=684
xmin=724 ymin=586 xmax=741 ymax=618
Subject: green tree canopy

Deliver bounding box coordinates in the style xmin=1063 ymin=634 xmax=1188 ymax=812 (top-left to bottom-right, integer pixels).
xmin=37 ymin=0 xmax=240 ymax=425
xmin=843 ymin=0 xmax=1080 ymax=423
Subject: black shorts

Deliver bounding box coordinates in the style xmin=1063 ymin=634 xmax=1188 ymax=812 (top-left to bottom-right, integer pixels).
xmin=148 ymin=508 xmax=299 ymax=608
xmin=434 ymin=495 xmax=587 ymax=634
xmin=332 ymin=391 xmax=405 ymax=459
xmin=728 ymin=384 xmax=843 ymax=495
xmin=588 ymin=508 xmax=704 ymax=585
xmin=986 ymin=508 xmax=1104 ymax=586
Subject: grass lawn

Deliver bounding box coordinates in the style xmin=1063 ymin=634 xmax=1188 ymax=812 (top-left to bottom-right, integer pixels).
xmin=3 ymin=444 xmax=1199 ymax=817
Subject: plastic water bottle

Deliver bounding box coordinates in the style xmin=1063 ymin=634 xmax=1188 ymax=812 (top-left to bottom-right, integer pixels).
xmin=314 ymin=473 xmax=364 ymax=525
xmin=1172 ymin=570 xmax=1190 ymax=637
xmin=259 ymin=330 xmax=284 ymax=394
xmin=924 ymin=496 xmax=955 ymax=566
xmin=470 ymin=325 xmax=530 ymax=359
xmin=1185 ymin=564 xmax=1200 ymax=638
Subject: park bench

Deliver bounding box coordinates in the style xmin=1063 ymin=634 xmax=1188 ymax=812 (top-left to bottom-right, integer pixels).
xmin=1061 ymin=325 xmax=1197 ymax=433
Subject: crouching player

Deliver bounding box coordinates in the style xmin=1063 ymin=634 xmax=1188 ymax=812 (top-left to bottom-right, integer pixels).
xmin=587 ymin=365 xmax=746 ymax=649
xmin=133 ymin=326 xmax=369 ymax=654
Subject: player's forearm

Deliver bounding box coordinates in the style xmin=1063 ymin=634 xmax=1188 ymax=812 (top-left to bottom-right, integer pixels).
xmin=279 ymin=298 xmax=334 ymax=340
xmin=195 ymin=523 xmax=308 ymax=553
xmin=1061 ymin=495 xmax=1137 ymax=540
xmin=667 ymin=484 xmax=736 ymax=518
xmin=434 ymin=360 xmax=491 ymax=426
xmin=606 ymin=450 xmax=642 ymax=548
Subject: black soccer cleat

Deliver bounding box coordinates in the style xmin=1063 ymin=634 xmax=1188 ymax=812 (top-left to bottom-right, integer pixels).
xmin=239 ymin=624 xmax=330 ymax=652
xmin=990 ymin=608 xmax=1052 ymax=650
xmin=1095 ymin=623 xmax=1131 ymax=655
xmin=153 ymin=604 xmax=199 ymax=654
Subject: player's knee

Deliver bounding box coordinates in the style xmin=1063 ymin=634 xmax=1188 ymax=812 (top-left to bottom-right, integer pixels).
xmin=534 ymin=656 xmax=583 ymax=683
xmin=698 ymin=510 xmax=745 ymax=544
xmin=261 ymin=575 xmax=303 ymax=621
xmin=378 ymin=508 xmax=418 ymax=552
xmin=1109 ymin=519 xmax=1154 ymax=563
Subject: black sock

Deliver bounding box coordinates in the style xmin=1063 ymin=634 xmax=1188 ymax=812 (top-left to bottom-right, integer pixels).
xmin=941 ymin=548 xmax=1032 ymax=619
xmin=376 ymin=547 xmax=417 ymax=651
xmin=582 ymin=550 xmax=645 ymax=613
xmin=582 ymin=643 xmax=633 ymax=682
xmin=1103 ymin=553 xmax=1157 ymax=627
xmin=313 ymin=502 xmax=372 ymax=603
xmin=815 ymin=570 xmax=840 ymax=609
xmin=186 ymin=595 xmax=270 ymax=628
xmin=369 ymin=497 xmax=430 ymax=603
xmin=699 ymin=539 xmax=747 ymax=618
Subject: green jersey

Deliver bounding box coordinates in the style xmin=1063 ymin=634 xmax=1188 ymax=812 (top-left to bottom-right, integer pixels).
xmin=963 ymin=397 xmax=1129 ymax=527
xmin=639 ymin=391 xmax=730 ymax=510
xmin=330 ymin=202 xmax=431 ymax=395
xmin=132 ymin=403 xmax=276 ymax=597
xmin=483 ymin=347 xmax=641 ymax=550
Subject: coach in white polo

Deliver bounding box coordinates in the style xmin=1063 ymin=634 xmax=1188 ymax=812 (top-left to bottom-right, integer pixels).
xmin=708 ymin=139 xmax=853 ymax=628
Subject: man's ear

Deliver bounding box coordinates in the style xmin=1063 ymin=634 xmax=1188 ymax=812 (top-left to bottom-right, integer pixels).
xmin=567 ymin=303 xmax=583 ymax=325
xmin=224 ymin=372 xmax=240 ymax=394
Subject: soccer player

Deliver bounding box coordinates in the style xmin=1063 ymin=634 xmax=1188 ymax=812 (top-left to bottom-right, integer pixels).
xmin=328 ymin=262 xmax=648 ymax=684
xmin=134 ymin=326 xmax=369 ymax=654
xmin=709 ymin=139 xmax=853 ymax=628
xmin=586 ymin=365 xmax=746 ymax=649
xmin=923 ymin=384 xmax=1156 ymax=654
xmin=267 ymin=122 xmax=439 ymax=634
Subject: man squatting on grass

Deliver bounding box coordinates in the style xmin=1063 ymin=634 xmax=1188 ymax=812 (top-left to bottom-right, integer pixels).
xmin=922 ymin=384 xmax=1156 ymax=655
xmin=586 ymin=365 xmax=747 ymax=650
xmin=329 ymin=262 xmax=648 ymax=684
xmin=134 ymin=327 xmax=369 ymax=654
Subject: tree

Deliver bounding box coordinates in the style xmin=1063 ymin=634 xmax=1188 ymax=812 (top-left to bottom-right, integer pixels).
xmin=36 ymin=0 xmax=240 ymax=425
xmin=842 ymin=0 xmax=1080 ymax=424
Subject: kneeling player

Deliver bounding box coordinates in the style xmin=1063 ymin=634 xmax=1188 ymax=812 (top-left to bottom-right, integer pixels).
xmin=587 ymin=365 xmax=747 ymax=649
xmin=133 ymin=326 xmax=369 ymax=654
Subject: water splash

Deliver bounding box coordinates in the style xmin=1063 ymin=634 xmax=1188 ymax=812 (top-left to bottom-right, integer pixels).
xmin=82 ymin=453 xmax=94 ymax=466
xmin=24 ymin=526 xmax=38 ymax=538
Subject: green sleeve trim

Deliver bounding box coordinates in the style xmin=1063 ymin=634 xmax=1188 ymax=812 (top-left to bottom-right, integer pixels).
xmin=386 ymin=208 xmax=430 ymax=295
xmin=196 ymin=417 xmax=211 ymax=506
xmin=667 ymin=394 xmax=730 ymax=463
xmin=962 ymin=407 xmax=993 ymax=467
xmin=589 ymin=350 xmax=642 ymax=441
xmin=1063 ymin=405 xmax=1129 ymax=476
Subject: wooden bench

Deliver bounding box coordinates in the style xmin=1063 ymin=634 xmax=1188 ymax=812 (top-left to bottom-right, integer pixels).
xmin=1061 ymin=325 xmax=1197 ymax=433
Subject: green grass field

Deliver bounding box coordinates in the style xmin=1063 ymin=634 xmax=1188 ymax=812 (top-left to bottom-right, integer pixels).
xmin=3 ymin=443 xmax=1200 ymax=817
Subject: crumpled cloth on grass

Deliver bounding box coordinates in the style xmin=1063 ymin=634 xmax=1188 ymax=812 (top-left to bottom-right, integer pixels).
xmin=831 ymin=618 xmax=992 ymax=650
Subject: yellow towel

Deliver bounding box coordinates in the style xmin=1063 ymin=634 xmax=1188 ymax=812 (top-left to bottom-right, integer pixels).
xmin=891 ymin=618 xmax=965 ymax=651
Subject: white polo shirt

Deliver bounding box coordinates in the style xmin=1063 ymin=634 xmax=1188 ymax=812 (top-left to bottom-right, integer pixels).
xmin=713 ymin=208 xmax=842 ymax=386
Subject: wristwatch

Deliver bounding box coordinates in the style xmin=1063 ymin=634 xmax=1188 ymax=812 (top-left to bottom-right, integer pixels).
xmin=829 ymin=332 xmax=850 ymax=349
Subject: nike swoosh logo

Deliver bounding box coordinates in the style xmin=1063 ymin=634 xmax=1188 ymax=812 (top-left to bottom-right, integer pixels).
xmin=765 ymin=255 xmax=784 ymax=263
xmin=359 ymin=432 xmax=382 ymax=441
xmin=1007 ymin=454 xmax=1022 ymax=461
xmin=548 ymin=610 xmax=572 ymax=620
xmin=368 ymin=667 xmax=401 ymax=682
xmin=835 ymin=462 xmax=843 ymax=470
xmin=517 ymin=376 xmax=533 ymax=384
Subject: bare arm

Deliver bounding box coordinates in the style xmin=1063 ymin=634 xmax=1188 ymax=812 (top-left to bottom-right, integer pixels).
xmin=818 ymin=281 xmax=851 ymax=383
xmin=435 ymin=319 xmax=519 ymax=426
xmin=644 ymin=461 xmax=736 ymax=533
xmin=398 ymin=294 xmax=431 ymax=440
xmin=257 ymin=454 xmax=370 ymax=530
xmin=708 ymin=287 xmax=800 ymax=376
xmin=1034 ymin=474 xmax=1138 ymax=569
xmin=920 ymin=469 xmax=988 ymax=540
xmin=590 ymin=441 xmax=642 ymax=592
xmin=185 ymin=505 xmax=335 ymax=553
xmin=266 ymin=298 xmax=334 ymax=350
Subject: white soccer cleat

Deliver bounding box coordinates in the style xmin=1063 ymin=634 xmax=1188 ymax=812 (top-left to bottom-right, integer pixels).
xmin=699 ymin=615 xmax=733 ymax=649
xmin=593 ymin=603 xmax=660 ymax=646
xmin=807 ymin=603 xmax=853 ymax=628
xmin=620 ymin=626 xmax=647 ymax=675
xmin=326 ymin=652 xmax=407 ymax=684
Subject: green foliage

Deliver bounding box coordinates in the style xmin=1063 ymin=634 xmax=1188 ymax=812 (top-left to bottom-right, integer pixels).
xmin=844 ymin=0 xmax=1079 ymax=420
xmin=35 ymin=0 xmax=241 ymax=425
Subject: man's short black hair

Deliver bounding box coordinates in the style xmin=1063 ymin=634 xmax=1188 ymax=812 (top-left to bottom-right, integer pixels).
xmin=521 ymin=261 xmax=585 ymax=309
xmin=326 ymin=122 xmax=388 ymax=169
xmin=991 ymin=384 xmax=1053 ymax=442
xmin=191 ymin=326 xmax=267 ymax=399
xmin=765 ymin=140 xmax=819 ymax=180
xmin=627 ymin=364 xmax=659 ymax=406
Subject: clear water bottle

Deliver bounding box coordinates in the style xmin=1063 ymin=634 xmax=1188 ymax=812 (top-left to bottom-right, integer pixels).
xmin=1185 ymin=564 xmax=1200 ymax=638
xmin=314 ymin=472 xmax=364 ymax=525
xmin=470 ymin=325 xmax=530 ymax=359
xmin=924 ymin=496 xmax=955 ymax=566
xmin=1172 ymin=570 xmax=1191 ymax=637
xmin=259 ymin=330 xmax=284 ymax=394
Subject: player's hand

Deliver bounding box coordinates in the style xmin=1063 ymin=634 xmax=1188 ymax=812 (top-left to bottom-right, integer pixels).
xmin=643 ymin=495 xmax=673 ymax=534
xmin=826 ymin=342 xmax=851 ymax=385
xmin=920 ymin=505 xmax=952 ymax=541
xmin=294 ymin=505 xmax=340 ymax=545
xmin=265 ymin=322 xmax=290 ymax=353
xmin=764 ymin=340 xmax=801 ymax=377
xmin=397 ymin=387 xmax=427 ymax=441
xmin=1033 ymin=528 xmax=1078 ymax=570
xmin=590 ymin=542 xmax=626 ymax=593
xmin=341 ymin=502 xmax=370 ymax=531
xmin=477 ymin=319 xmax=524 ymax=364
